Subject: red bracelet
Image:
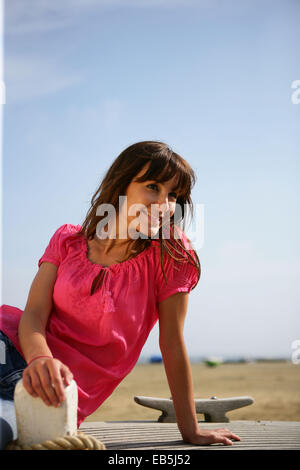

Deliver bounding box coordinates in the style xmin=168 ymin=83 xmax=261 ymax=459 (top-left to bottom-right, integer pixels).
xmin=27 ymin=355 xmax=53 ymax=366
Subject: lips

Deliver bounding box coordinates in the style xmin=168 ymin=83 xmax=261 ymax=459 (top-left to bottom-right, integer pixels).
xmin=148 ymin=214 xmax=160 ymax=223
xmin=140 ymin=208 xmax=164 ymax=225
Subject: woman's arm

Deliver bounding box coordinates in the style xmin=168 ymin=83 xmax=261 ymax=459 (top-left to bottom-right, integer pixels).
xmin=19 ymin=262 xmax=73 ymax=407
xmin=158 ymin=292 xmax=241 ymax=446
xmin=18 ymin=262 xmax=56 ymax=363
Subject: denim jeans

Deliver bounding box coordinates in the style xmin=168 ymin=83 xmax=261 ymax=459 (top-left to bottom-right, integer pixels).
xmin=0 ymin=330 xmax=27 ymax=450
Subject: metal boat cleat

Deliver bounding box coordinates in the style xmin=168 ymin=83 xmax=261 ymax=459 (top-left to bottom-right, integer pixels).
xmin=134 ymin=395 xmax=254 ymax=423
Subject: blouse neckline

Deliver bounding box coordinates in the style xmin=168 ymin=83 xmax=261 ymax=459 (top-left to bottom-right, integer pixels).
xmin=80 ymin=235 xmax=159 ymax=270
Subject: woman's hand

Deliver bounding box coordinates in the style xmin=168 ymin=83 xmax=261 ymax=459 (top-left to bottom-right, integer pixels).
xmin=182 ymin=427 xmax=241 ymax=446
xmin=22 ymin=357 xmax=74 ymax=408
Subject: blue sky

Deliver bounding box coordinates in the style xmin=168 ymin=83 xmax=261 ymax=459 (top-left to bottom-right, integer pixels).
xmin=1 ymin=0 xmax=300 ymax=359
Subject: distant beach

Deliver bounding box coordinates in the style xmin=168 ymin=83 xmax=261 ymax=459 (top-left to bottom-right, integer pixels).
xmin=86 ymin=361 xmax=300 ymax=423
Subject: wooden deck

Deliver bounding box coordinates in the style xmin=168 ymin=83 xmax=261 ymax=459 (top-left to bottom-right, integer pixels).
xmin=80 ymin=420 xmax=300 ymax=450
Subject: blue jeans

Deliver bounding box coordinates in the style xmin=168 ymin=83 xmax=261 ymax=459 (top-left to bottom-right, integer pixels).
xmin=0 ymin=330 xmax=27 ymax=450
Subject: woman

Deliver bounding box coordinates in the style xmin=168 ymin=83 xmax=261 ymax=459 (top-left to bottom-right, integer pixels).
xmin=0 ymin=140 xmax=241 ymax=449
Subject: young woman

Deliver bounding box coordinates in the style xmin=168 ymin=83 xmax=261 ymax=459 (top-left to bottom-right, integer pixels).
xmin=0 ymin=141 xmax=241 ymax=449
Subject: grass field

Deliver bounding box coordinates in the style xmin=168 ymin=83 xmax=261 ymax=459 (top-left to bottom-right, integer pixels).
xmin=86 ymin=361 xmax=300 ymax=423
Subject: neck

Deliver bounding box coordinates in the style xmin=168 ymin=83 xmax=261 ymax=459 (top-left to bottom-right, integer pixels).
xmin=94 ymin=213 xmax=131 ymax=255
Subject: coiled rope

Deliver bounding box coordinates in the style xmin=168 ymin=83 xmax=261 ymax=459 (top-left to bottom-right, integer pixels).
xmin=6 ymin=431 xmax=106 ymax=450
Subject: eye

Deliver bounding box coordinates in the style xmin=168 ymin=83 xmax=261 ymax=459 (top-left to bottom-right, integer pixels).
xmin=147 ymin=184 xmax=177 ymax=199
xmin=147 ymin=183 xmax=158 ymax=191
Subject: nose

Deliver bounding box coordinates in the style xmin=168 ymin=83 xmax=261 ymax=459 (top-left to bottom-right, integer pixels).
xmin=155 ymin=194 xmax=171 ymax=217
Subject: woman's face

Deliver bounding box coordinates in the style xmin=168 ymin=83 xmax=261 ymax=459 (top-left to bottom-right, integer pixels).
xmin=121 ymin=162 xmax=179 ymax=239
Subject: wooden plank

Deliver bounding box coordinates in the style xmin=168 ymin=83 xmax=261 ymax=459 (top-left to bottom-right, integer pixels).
xmin=80 ymin=420 xmax=300 ymax=450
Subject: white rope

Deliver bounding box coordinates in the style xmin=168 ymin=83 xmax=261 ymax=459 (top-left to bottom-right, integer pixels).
xmin=6 ymin=431 xmax=106 ymax=450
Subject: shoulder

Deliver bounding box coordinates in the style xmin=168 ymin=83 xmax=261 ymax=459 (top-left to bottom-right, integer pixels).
xmin=153 ymin=225 xmax=196 ymax=260
xmin=151 ymin=225 xmax=199 ymax=271
xmin=50 ymin=223 xmax=82 ymax=240
xmin=152 ymin=226 xmax=200 ymax=302
xmin=38 ymin=223 xmax=82 ymax=268
xmin=44 ymin=223 xmax=83 ymax=251
xmin=172 ymin=225 xmax=194 ymax=252
xmin=56 ymin=223 xmax=82 ymax=234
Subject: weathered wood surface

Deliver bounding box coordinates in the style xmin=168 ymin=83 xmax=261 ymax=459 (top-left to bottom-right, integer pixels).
xmin=80 ymin=420 xmax=300 ymax=450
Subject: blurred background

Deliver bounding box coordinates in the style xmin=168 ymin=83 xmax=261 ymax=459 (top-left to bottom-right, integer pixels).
xmin=1 ymin=0 xmax=299 ymax=387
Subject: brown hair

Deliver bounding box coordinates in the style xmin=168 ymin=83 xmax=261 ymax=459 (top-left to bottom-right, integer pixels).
xmin=75 ymin=140 xmax=201 ymax=289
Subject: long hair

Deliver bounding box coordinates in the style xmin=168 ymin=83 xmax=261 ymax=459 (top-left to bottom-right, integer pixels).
xmin=75 ymin=140 xmax=201 ymax=289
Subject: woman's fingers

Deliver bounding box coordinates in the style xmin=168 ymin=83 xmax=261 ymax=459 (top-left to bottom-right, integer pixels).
xmin=221 ymin=437 xmax=233 ymax=445
xmin=29 ymin=368 xmax=54 ymax=406
xmin=214 ymin=429 xmax=241 ymax=445
xmin=37 ymin=362 xmax=63 ymax=406
xmin=228 ymin=432 xmax=241 ymax=441
xmin=47 ymin=361 xmax=70 ymax=404
xmin=59 ymin=363 xmax=74 ymax=388
xmin=22 ymin=370 xmax=38 ymax=397
xmin=185 ymin=427 xmax=242 ymax=446
xmin=22 ymin=358 xmax=73 ymax=407
xmin=216 ymin=428 xmax=241 ymax=441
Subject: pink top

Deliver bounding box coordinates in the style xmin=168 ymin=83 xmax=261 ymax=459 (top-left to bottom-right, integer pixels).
xmin=0 ymin=223 xmax=198 ymax=426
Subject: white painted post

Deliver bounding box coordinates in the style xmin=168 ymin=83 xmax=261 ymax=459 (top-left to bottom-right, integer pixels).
xmin=13 ymin=379 xmax=78 ymax=447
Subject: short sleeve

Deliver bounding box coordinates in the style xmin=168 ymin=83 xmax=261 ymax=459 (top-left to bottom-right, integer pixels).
xmin=38 ymin=223 xmax=79 ymax=268
xmin=156 ymin=227 xmax=200 ymax=303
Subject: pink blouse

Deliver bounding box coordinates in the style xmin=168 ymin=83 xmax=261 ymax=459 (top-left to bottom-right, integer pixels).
xmin=0 ymin=223 xmax=198 ymax=426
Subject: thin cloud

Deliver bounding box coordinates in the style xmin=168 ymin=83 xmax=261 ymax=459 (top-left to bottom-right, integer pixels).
xmin=5 ymin=1 xmax=74 ymax=35
xmin=5 ymin=54 xmax=82 ymax=103
xmin=5 ymin=0 xmax=204 ymax=35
